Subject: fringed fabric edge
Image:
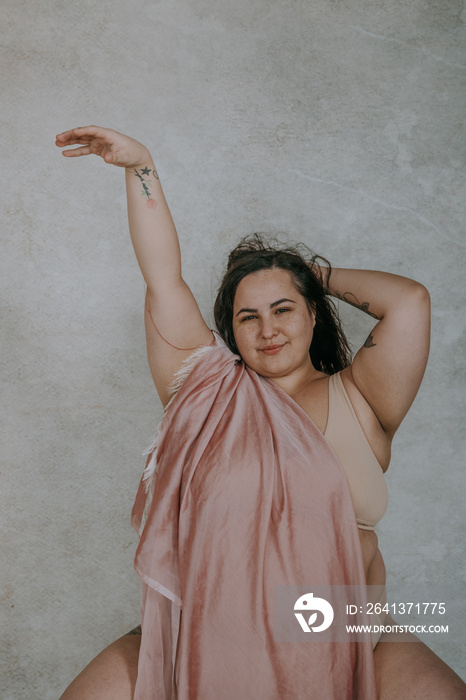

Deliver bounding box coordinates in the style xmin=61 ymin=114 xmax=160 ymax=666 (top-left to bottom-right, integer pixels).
xmin=141 ymin=334 xmax=222 ymax=493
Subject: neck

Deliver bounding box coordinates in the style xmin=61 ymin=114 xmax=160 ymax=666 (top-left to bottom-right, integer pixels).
xmin=268 ymin=360 xmax=323 ymax=397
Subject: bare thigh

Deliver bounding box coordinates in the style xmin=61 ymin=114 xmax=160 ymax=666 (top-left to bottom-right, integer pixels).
xmin=59 ymin=629 xmax=141 ymax=700
xmin=373 ymin=616 xmax=466 ymax=699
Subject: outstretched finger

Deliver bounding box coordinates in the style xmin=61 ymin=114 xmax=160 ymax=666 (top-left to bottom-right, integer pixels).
xmin=56 ymin=125 xmax=101 ymax=144
xmin=60 ymin=145 xmax=93 ymax=158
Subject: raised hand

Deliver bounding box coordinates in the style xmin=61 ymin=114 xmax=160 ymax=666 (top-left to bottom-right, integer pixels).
xmin=55 ymin=125 xmax=150 ymax=169
xmin=56 ymin=123 xmax=211 ymax=402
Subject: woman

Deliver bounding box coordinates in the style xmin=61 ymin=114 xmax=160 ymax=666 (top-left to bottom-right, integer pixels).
xmin=55 ymin=126 xmax=465 ymax=699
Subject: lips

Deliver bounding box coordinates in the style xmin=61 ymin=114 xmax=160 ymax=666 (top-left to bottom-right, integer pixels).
xmin=260 ymin=344 xmax=285 ymax=355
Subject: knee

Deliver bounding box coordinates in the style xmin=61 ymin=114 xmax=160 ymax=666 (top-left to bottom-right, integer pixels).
xmin=59 ymin=635 xmax=141 ymax=700
xmin=374 ymin=639 xmax=466 ymax=700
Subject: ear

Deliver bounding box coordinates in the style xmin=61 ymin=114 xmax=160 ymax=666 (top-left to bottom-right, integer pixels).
xmin=308 ymin=302 xmax=317 ymax=328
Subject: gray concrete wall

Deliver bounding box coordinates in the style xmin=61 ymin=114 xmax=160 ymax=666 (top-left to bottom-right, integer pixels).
xmin=2 ymin=0 xmax=465 ymax=696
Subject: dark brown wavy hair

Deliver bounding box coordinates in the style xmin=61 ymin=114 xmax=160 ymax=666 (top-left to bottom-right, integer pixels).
xmin=213 ymin=233 xmax=352 ymax=374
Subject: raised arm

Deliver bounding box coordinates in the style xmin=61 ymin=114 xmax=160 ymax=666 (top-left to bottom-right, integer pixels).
xmin=324 ymin=267 xmax=431 ymax=438
xmin=56 ymin=126 xmax=212 ymax=406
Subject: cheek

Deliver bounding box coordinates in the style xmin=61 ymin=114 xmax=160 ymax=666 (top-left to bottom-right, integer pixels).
xmin=233 ymin=323 xmax=264 ymax=363
xmin=291 ymin=314 xmax=315 ymax=346
xmin=233 ymin=324 xmax=252 ymax=354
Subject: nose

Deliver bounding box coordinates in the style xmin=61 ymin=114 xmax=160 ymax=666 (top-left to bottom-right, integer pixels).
xmin=260 ymin=317 xmax=279 ymax=339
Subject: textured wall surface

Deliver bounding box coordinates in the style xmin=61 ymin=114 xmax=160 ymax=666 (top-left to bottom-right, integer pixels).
xmin=1 ymin=0 xmax=465 ymax=696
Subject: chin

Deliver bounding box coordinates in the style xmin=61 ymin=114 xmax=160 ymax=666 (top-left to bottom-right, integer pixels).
xmin=250 ymin=357 xmax=292 ymax=378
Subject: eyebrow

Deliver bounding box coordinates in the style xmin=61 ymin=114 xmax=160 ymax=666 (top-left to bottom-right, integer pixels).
xmin=235 ymin=298 xmax=297 ymax=317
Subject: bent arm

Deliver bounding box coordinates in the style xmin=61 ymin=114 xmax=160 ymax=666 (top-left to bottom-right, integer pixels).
xmin=56 ymin=126 xmax=212 ymax=405
xmin=324 ymin=267 xmax=430 ymax=437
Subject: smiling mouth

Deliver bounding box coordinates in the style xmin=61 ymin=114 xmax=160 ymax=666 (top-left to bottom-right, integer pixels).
xmin=260 ymin=344 xmax=285 ymax=355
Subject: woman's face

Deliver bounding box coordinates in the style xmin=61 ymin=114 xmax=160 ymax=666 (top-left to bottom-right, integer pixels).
xmin=232 ymin=267 xmax=316 ymax=380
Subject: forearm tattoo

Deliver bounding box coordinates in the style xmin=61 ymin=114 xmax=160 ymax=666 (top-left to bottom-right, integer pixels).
xmin=134 ymin=167 xmax=159 ymax=209
xmin=334 ymin=291 xmax=379 ymax=320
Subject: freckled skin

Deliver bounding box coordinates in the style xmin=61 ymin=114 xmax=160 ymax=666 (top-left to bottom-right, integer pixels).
xmin=232 ymin=268 xmax=317 ymax=388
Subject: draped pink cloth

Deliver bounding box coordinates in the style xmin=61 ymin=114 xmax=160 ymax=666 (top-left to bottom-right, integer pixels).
xmin=131 ymin=340 xmax=377 ymax=699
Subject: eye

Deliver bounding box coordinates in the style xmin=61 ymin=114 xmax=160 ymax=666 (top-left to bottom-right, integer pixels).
xmin=240 ymin=315 xmax=257 ymax=322
xmin=275 ymin=307 xmax=290 ymax=314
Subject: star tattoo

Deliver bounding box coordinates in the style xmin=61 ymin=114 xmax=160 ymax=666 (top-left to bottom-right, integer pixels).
xmin=134 ymin=168 xmax=158 ymax=209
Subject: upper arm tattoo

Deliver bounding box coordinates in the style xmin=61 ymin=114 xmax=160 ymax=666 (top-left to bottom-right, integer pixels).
xmin=334 ymin=291 xmax=380 ymax=320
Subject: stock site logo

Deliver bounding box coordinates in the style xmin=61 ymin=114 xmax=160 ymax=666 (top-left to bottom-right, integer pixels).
xmin=294 ymin=593 xmax=334 ymax=633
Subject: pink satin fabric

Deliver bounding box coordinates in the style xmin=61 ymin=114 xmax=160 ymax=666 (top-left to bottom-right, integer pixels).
xmin=131 ymin=341 xmax=377 ymax=699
